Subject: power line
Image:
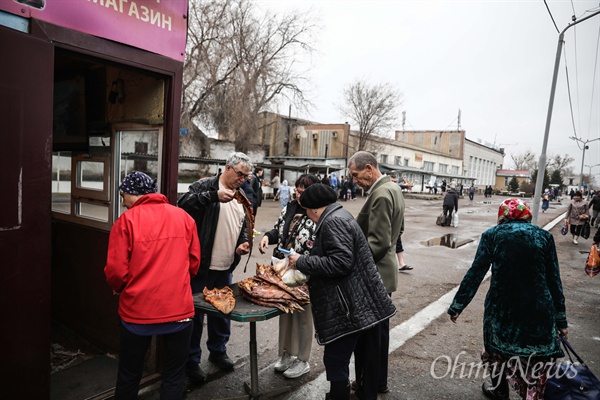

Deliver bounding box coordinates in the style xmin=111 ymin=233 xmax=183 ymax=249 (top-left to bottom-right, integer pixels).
xmin=562 ymin=44 xmax=581 ymax=147
xmin=544 ymin=0 xmax=560 ymax=33
xmin=570 ymin=14 xmax=582 ymax=138
xmin=588 ymin=21 xmax=600 ymax=139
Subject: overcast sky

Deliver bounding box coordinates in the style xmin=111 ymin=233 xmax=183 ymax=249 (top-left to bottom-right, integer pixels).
xmin=257 ymin=0 xmax=600 ymax=178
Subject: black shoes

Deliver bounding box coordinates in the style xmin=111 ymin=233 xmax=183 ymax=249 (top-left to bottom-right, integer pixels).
xmin=378 ymin=385 xmax=390 ymax=393
xmin=482 ymin=381 xmax=509 ymax=400
xmin=350 ymin=380 xmax=389 ymax=394
xmin=209 ymin=351 xmax=234 ymax=371
xmin=185 ymin=364 xmax=206 ymax=384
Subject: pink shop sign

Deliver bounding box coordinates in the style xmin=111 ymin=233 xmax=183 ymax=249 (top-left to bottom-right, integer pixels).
xmin=3 ymin=0 xmax=188 ymax=62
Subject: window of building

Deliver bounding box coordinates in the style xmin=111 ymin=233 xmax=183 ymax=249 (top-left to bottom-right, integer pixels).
xmin=439 ymin=164 xmax=448 ymax=174
xmin=395 ymin=156 xmax=402 ymax=165
xmin=452 ymin=165 xmax=459 ymax=175
xmin=380 ymin=154 xmax=388 ymax=164
xmin=404 ymin=158 xmax=409 ymax=166
xmin=423 ymin=161 xmax=434 ymax=172
xmin=51 ymin=124 xmax=163 ymax=230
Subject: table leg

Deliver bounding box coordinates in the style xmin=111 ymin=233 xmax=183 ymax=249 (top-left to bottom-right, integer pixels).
xmin=214 ymin=321 xmax=291 ymax=400
xmin=249 ymin=321 xmax=259 ymax=396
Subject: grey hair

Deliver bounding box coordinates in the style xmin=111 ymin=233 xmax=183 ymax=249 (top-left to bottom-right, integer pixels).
xmin=227 ymin=152 xmax=253 ymax=170
xmin=348 ymin=151 xmax=378 ymax=170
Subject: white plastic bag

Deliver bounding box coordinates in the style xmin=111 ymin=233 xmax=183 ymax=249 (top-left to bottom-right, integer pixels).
xmin=451 ymin=211 xmax=459 ymax=227
xmin=271 ymin=256 xmax=290 ymax=276
xmin=273 ymin=250 xmax=309 ymax=287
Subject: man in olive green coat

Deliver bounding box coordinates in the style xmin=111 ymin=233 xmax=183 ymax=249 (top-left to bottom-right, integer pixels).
xmin=347 ymin=151 xmax=405 ymax=399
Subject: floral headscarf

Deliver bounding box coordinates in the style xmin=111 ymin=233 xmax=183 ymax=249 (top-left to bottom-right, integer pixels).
xmin=119 ymin=171 xmax=157 ymax=195
xmin=497 ymin=198 xmax=532 ymax=224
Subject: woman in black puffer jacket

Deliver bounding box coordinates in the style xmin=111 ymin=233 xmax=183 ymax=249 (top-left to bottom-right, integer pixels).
xmin=289 ymin=184 xmax=396 ymax=400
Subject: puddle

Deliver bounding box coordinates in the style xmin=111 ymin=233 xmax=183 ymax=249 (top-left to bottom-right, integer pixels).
xmin=421 ymin=234 xmax=474 ymax=249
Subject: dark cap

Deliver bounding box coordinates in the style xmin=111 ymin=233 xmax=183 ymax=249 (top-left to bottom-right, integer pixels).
xmin=300 ymin=183 xmax=337 ymax=209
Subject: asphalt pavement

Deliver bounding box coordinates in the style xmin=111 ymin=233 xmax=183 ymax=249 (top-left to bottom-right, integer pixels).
xmin=138 ymin=193 xmax=600 ymax=400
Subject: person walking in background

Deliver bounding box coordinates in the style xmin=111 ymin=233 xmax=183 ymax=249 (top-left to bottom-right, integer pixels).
xmin=347 ymin=151 xmax=404 ymax=399
xmin=339 ymin=175 xmax=349 ymax=201
xmin=329 ymin=172 xmax=339 ymax=195
xmin=397 ymin=230 xmax=413 ymax=272
xmin=321 ymin=174 xmax=330 ymax=187
xmin=240 ymin=173 xmax=257 ymax=214
xmin=433 ymin=180 xmax=438 ymax=194
xmin=258 ymin=174 xmax=320 ymax=380
xmin=278 ymin=180 xmax=291 ymax=209
xmin=105 ymin=171 xmax=200 ymax=399
xmin=565 ymin=191 xmax=589 ymax=244
xmin=441 ymin=179 xmax=447 ymax=193
xmin=442 ymin=182 xmax=459 ymax=225
xmin=349 ymin=178 xmax=357 ymax=200
xmin=448 ymin=198 xmax=568 ymax=400
xmin=252 ymin=167 xmax=264 ymax=218
xmin=270 ymin=171 xmax=281 ymax=200
xmin=288 ymin=184 xmax=396 ymax=400
xmin=589 ymin=191 xmax=600 ymax=228
xmin=241 ymin=171 xmax=261 ymax=235
xmin=178 ymin=152 xmax=252 ymax=383
xmin=541 ymin=193 xmax=550 ymax=213
xmin=468 ymin=183 xmax=475 ymax=204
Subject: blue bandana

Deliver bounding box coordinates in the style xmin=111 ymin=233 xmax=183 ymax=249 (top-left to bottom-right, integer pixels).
xmin=119 ymin=171 xmax=157 ymax=195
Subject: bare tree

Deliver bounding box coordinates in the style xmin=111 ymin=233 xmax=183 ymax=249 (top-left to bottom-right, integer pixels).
xmin=338 ymin=79 xmax=402 ymax=151
xmin=547 ymin=153 xmax=575 ymax=174
xmin=510 ymin=150 xmax=537 ymax=171
xmin=181 ymin=0 xmax=316 ymax=154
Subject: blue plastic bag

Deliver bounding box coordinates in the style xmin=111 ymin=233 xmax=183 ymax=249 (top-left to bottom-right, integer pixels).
xmin=561 ymin=221 xmax=569 ymax=235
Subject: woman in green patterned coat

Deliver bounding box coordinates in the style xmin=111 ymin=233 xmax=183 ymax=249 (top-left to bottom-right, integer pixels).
xmin=448 ymin=198 xmax=568 ymax=400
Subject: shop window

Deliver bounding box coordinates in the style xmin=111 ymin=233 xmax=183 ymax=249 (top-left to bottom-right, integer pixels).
xmin=52 ymin=152 xmax=72 ymax=214
xmin=114 ymin=127 xmax=162 ymax=219
xmin=52 ymin=152 xmax=112 ymax=229
xmin=51 ymin=125 xmax=162 ymax=228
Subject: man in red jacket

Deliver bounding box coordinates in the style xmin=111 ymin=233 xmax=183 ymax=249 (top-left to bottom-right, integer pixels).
xmin=105 ymin=171 xmax=200 ymax=400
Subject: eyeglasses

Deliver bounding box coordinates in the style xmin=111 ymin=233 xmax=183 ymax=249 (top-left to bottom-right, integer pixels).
xmin=231 ymin=167 xmax=247 ymax=179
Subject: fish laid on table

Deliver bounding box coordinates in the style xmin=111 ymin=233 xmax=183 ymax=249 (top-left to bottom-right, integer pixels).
xmin=203 ymin=286 xmax=236 ymax=314
xmin=237 ymin=264 xmax=310 ymax=313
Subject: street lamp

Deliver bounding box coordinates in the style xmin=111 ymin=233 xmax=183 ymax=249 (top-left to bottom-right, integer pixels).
xmin=572 ymin=137 xmax=600 ymax=191
xmin=585 ymin=163 xmax=600 ymax=189
xmin=531 ymin=8 xmax=600 ymax=225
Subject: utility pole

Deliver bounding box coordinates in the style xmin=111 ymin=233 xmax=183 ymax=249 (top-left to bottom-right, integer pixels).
xmin=531 ymin=8 xmax=600 ymax=225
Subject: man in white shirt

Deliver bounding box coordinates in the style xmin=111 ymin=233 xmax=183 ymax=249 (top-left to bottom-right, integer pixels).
xmin=178 ymin=152 xmax=252 ymax=383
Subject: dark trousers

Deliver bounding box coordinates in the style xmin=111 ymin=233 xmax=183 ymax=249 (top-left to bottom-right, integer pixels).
xmin=570 ymin=224 xmax=584 ymax=236
xmin=443 ymin=205 xmax=453 ymax=218
xmin=354 ymin=324 xmax=382 ymax=400
xmin=323 ymin=331 xmax=360 ymax=384
xmin=115 ymin=322 xmax=193 ymax=400
xmin=188 ymin=269 xmax=232 ymax=367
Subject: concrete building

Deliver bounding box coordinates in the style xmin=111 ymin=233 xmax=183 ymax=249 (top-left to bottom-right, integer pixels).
xmin=395 ymin=130 xmax=505 ymax=191
xmin=464 ymin=138 xmax=505 ymax=190
xmin=495 ymin=169 xmax=532 ymax=192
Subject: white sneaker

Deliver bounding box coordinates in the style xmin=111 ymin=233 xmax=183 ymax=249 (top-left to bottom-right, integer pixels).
xmin=573 ymin=238 xmax=579 ymax=244
xmin=283 ymin=359 xmax=310 ymax=379
xmin=274 ymin=353 xmax=295 ymax=372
